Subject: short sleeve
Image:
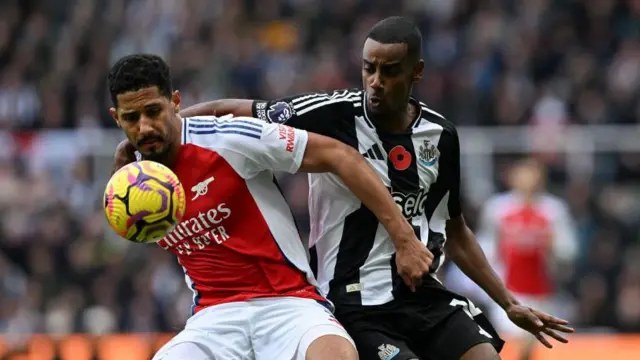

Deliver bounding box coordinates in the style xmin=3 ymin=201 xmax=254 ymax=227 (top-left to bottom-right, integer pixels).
xmin=185 ymin=116 xmax=308 ymax=178
xmin=251 ymin=89 xmax=359 ymax=137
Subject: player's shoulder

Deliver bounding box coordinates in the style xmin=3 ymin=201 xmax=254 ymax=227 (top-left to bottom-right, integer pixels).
xmin=539 ymin=193 xmax=570 ymax=213
xmin=483 ymin=192 xmax=516 ymax=211
xmin=288 ymin=88 xmax=363 ymax=112
xmin=183 ymin=115 xmax=266 ymax=148
xmin=414 ymin=99 xmax=456 ymax=136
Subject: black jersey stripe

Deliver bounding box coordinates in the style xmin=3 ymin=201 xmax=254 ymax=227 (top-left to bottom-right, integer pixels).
xmin=327 ymin=204 xmax=379 ymax=305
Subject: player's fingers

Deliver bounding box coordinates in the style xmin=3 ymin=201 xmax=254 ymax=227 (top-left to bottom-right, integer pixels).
xmin=547 ymin=323 xmax=575 ymax=333
xmin=424 ymin=248 xmax=434 ymax=260
xmin=543 ymin=328 xmax=568 ymax=344
xmin=535 ymin=332 xmax=553 ymax=348
xmin=401 ymin=274 xmax=416 ymax=292
xmin=531 ymin=309 xmax=569 ymax=325
xmin=526 ymin=311 xmax=544 ymax=328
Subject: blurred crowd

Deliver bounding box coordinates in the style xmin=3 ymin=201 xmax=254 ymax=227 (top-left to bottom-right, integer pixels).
xmin=1 ymin=0 xmax=639 ymax=341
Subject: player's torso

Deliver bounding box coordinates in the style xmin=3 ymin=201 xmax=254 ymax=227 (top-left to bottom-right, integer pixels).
xmin=493 ymin=194 xmax=556 ymax=294
xmin=309 ymin=96 xmax=453 ymax=304
xmin=156 ymin=143 xmax=321 ymax=310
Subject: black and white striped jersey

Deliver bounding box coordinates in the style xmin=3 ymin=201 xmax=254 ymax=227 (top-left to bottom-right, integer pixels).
xmin=252 ymin=89 xmax=462 ymax=307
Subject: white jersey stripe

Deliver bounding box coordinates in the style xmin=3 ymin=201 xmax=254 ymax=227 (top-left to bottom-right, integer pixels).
xmin=297 ymin=98 xmax=360 ymax=116
xmin=245 ymin=171 xmax=325 ymax=299
xmin=421 ymin=106 xmax=446 ymax=120
xmin=290 ymin=90 xmax=358 ymax=105
xmin=293 ymin=95 xmax=360 ymax=111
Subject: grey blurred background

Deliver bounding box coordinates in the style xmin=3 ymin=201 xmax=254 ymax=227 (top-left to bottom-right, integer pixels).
xmin=0 ymin=0 xmax=639 ymax=357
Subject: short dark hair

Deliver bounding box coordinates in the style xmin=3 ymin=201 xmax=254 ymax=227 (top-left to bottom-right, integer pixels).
xmin=107 ymin=53 xmax=173 ymax=107
xmin=367 ymin=16 xmax=422 ymax=64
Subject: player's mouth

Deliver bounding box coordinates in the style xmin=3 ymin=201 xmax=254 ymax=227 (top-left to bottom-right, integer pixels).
xmin=368 ymin=95 xmax=383 ymax=108
xmin=138 ymin=137 xmax=164 ymax=151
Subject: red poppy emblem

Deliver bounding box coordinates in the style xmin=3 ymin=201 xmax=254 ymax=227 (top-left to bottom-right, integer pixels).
xmin=389 ymin=145 xmax=412 ymax=171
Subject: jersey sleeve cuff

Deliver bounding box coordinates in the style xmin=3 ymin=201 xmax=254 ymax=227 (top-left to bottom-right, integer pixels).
xmin=290 ymin=129 xmax=309 ymax=173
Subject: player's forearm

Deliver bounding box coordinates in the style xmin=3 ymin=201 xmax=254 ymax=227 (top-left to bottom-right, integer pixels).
xmin=179 ymin=99 xmax=254 ymax=118
xmin=446 ymin=222 xmax=518 ymax=310
xmin=329 ymin=147 xmax=416 ymax=248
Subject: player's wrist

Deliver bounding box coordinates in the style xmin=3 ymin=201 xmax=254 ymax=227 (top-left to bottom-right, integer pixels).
xmin=501 ymin=296 xmax=520 ymax=311
xmin=388 ymin=222 xmax=417 ymax=249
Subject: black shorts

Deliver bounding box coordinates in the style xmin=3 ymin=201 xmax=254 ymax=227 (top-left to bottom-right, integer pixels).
xmin=333 ymin=279 xmax=504 ymax=360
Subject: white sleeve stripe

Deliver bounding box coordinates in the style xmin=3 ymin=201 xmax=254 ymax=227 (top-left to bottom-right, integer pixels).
xmin=189 ymin=128 xmax=262 ymax=139
xmin=289 ymin=90 xmax=358 ymax=104
xmin=187 ymin=121 xmax=263 ymax=139
xmin=293 ymin=95 xmax=361 ymax=110
xmin=188 ymin=121 xmax=263 ymax=132
xmin=296 ymin=98 xmax=361 ymax=115
xmin=188 ymin=118 xmax=264 ymax=130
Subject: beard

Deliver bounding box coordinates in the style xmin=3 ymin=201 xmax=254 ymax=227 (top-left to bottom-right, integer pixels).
xmin=139 ymin=146 xmax=171 ymax=164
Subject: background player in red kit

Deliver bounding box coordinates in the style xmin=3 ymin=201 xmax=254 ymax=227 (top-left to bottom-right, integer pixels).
xmin=477 ymin=158 xmax=577 ymax=359
xmin=107 ymin=54 xmax=433 ymax=360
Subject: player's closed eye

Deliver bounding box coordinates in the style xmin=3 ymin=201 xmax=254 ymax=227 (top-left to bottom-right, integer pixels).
xmin=147 ymin=107 xmax=162 ymax=117
xmin=122 ymin=112 xmax=139 ymax=122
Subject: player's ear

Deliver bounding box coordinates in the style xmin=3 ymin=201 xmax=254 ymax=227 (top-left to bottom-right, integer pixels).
xmin=413 ymin=59 xmax=424 ymax=82
xmin=109 ymin=107 xmax=122 ymax=128
xmin=172 ymin=90 xmax=181 ymax=113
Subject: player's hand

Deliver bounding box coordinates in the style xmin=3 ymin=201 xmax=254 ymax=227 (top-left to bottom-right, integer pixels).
xmin=506 ymin=304 xmax=575 ymax=348
xmin=112 ymin=139 xmax=137 ymax=175
xmin=395 ymin=238 xmax=433 ymax=292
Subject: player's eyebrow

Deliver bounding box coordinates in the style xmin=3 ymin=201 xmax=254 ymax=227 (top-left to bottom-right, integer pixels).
xmin=381 ymin=61 xmax=401 ymax=69
xmin=363 ymin=59 xmax=402 ymax=68
xmin=120 ymin=102 xmax=163 ymax=114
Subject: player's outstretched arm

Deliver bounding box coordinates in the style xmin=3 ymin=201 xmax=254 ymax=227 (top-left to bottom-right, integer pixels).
xmin=179 ymin=99 xmax=253 ymax=118
xmin=300 ymin=132 xmax=433 ymax=291
xmin=442 ymin=127 xmax=574 ymax=347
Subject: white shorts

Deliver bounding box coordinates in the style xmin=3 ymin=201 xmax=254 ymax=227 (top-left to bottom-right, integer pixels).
xmin=490 ymin=293 xmax=557 ymax=338
xmin=153 ymin=296 xmax=355 ymax=360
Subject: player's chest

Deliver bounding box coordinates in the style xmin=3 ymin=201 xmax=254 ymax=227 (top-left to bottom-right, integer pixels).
xmin=499 ymin=207 xmax=552 ymax=247
xmin=156 ymin=146 xmax=249 ymax=255
xmin=350 ymin=117 xmax=442 ymax=191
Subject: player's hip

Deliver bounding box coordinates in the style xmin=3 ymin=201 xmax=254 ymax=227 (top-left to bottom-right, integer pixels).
xmin=332 ymin=278 xmax=484 ymax=334
xmin=159 ymin=296 xmax=352 ymax=360
xmin=333 ymin=286 xmax=504 ymax=358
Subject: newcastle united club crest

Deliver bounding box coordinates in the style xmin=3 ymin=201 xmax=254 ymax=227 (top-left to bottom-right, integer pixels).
xmin=418 ymin=139 xmax=439 ymax=167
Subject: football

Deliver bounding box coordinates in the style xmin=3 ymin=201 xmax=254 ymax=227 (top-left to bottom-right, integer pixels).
xmin=104 ymin=161 xmax=186 ymax=243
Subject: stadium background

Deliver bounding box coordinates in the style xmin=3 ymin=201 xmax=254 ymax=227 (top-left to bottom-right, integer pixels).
xmin=0 ymin=0 xmax=638 ymax=359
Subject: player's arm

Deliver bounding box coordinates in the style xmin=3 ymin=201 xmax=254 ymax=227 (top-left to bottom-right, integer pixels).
xmin=180 ymin=90 xmax=359 ymax=136
xmin=212 ymin=117 xmax=432 ymax=290
xmin=550 ymin=199 xmax=578 ymax=263
xmin=441 ymin=127 xmax=516 ymax=310
xmin=442 ymin=128 xmax=573 ymax=345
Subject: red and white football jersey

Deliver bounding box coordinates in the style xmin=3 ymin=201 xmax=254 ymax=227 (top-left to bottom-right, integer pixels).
xmin=155 ymin=116 xmax=325 ymax=314
xmin=477 ymin=192 xmax=577 ymax=296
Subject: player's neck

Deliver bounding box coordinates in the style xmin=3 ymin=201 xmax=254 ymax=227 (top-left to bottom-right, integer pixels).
xmin=370 ymin=102 xmax=417 ymax=133
xmin=164 ymin=115 xmax=184 ymax=168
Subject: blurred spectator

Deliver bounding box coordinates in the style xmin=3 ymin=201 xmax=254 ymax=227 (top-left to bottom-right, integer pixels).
xmin=0 ymin=0 xmax=638 ymax=343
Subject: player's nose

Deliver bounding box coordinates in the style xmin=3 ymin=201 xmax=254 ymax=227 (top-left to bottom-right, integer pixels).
xmin=138 ymin=115 xmax=154 ymax=134
xmin=369 ymin=73 xmax=383 ymax=90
